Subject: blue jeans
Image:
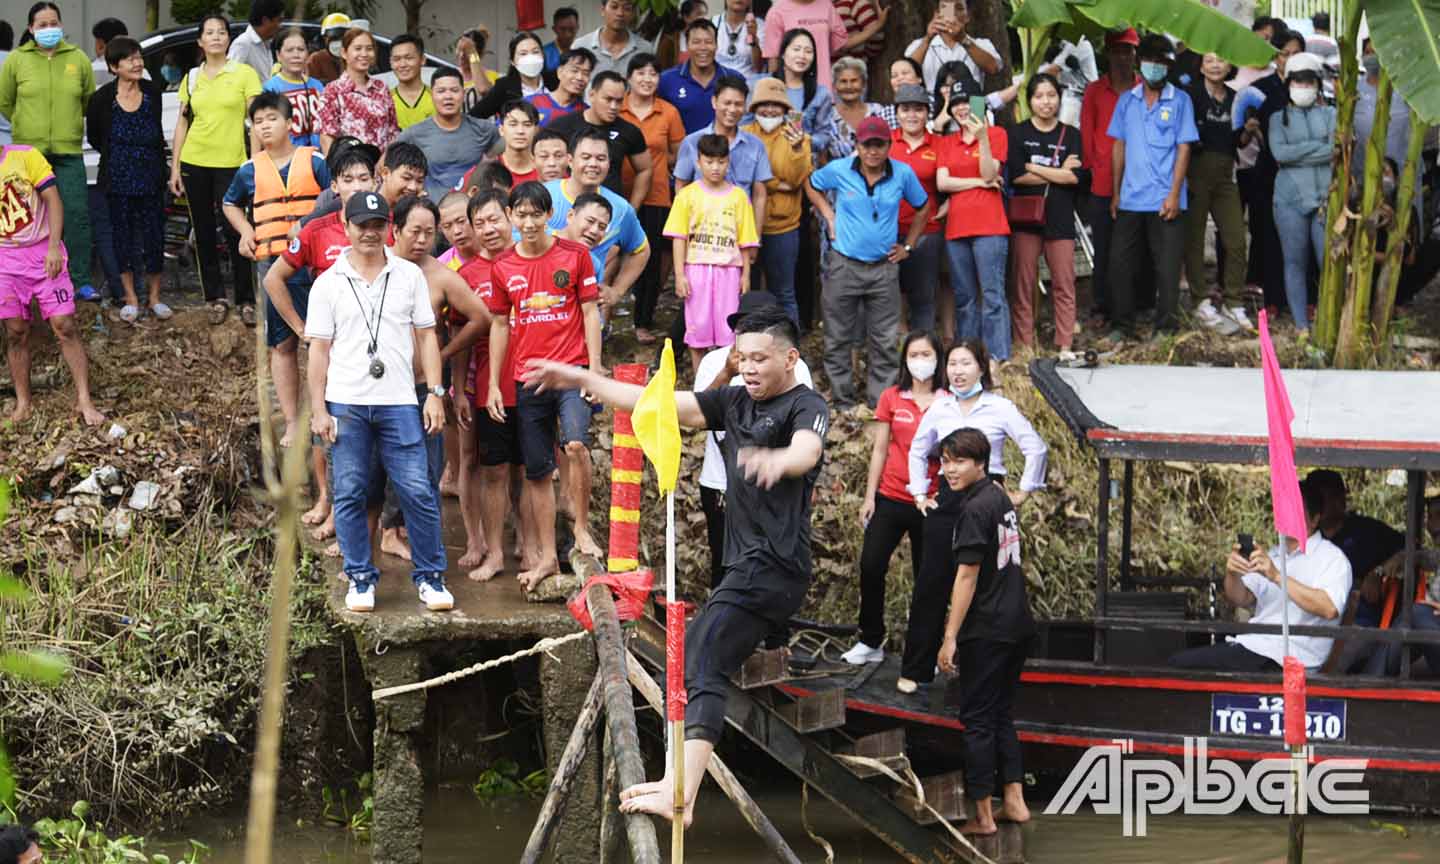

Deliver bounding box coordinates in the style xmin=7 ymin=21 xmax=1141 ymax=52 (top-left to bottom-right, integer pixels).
xmin=757 ymin=229 xmax=801 ymax=324
xmin=946 ymin=234 xmax=1011 ymax=359
xmin=329 ymin=401 xmax=446 ymax=587
xmin=898 ymin=232 xmax=942 ymax=333
xmin=381 ymin=385 xmax=445 ymax=530
xmin=1272 ymin=202 xmax=1324 ymax=330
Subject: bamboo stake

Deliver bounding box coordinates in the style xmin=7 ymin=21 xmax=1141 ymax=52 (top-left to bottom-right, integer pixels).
xmin=243 ymin=317 xmax=310 ymax=864
xmin=520 ymin=673 xmax=606 ymax=864
xmin=586 ymin=582 xmax=662 ymax=864
xmin=599 ymin=727 xmax=623 ymax=864
xmin=665 ymin=489 xmax=685 ymax=863
xmin=627 ymin=649 xmax=804 ymax=864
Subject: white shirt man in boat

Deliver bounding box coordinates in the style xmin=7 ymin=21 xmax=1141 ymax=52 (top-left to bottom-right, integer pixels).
xmin=1169 ymin=476 xmax=1352 ymax=672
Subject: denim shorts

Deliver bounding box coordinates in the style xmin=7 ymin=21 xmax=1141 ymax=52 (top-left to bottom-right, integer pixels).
xmin=515 ymin=384 xmax=590 ymax=480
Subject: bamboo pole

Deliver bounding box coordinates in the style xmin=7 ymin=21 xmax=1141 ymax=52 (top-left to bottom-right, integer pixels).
xmin=243 ymin=315 xmax=310 ymax=864
xmin=586 ymin=582 xmax=662 ymax=864
xmin=1315 ymin=0 xmax=1365 ymax=351
xmin=520 ymin=673 xmax=606 ymax=864
xmin=626 ymin=649 xmax=804 ymax=864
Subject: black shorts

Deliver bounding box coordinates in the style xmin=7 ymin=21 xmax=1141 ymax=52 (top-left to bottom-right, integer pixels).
xmin=477 ymin=410 xmax=522 ymax=467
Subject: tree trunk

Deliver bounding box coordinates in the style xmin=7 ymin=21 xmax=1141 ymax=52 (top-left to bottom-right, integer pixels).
xmin=1371 ymin=111 xmax=1427 ymax=349
xmin=1335 ymin=70 xmax=1393 ymax=368
xmin=1314 ymin=0 xmax=1365 ymax=352
xmin=404 ymin=0 xmax=423 ymax=35
xmin=146 ymin=0 xmax=159 ymax=31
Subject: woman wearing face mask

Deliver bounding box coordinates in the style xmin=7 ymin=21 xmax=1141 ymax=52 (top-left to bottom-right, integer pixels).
xmin=741 ymin=79 xmax=811 ymax=324
xmin=842 ymin=331 xmax=945 ymax=667
xmin=1268 ymin=51 xmax=1333 ymax=335
xmin=1007 ymin=73 xmax=1086 ymax=355
xmin=168 ymin=13 xmax=263 ymax=326
xmin=317 ymin=28 xmax=398 ymax=153
xmin=897 ymin=339 xmax=1047 ymax=693
xmin=469 ymin=31 xmax=560 ymax=121
xmin=0 ymin=2 xmax=99 ymax=300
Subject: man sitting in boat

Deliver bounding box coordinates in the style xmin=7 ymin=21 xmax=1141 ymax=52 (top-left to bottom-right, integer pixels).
xmin=1169 ymin=476 xmax=1352 ymax=672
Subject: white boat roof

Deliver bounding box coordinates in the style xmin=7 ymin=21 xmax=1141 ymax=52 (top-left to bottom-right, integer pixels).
xmin=1032 ymin=361 xmax=1440 ymax=469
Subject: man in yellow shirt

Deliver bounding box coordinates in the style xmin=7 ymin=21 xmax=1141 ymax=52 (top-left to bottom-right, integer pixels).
xmin=389 ymin=34 xmax=435 ymax=129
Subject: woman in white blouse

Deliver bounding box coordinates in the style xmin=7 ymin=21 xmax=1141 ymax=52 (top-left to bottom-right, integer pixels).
xmin=896 ymin=338 xmax=1048 ymax=693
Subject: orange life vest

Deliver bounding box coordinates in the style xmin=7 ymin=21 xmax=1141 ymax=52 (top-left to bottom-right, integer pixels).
xmin=253 ymin=146 xmax=321 ymax=259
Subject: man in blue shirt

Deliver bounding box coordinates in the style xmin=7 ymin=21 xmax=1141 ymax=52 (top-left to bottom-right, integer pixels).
xmin=544 ymin=7 xmax=581 ymax=72
xmin=544 ymin=128 xmax=650 ymax=310
xmin=1106 ymin=33 xmax=1199 ymax=338
xmin=658 ymin=19 xmax=744 ymax=133
xmin=674 ymin=77 xmax=772 ymax=227
xmin=806 ymin=116 xmax=934 ymax=408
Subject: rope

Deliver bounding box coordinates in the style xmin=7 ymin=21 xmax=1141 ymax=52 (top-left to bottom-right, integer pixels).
xmin=370 ymin=631 xmax=590 ymax=701
xmin=831 ymin=754 xmax=1000 ymax=864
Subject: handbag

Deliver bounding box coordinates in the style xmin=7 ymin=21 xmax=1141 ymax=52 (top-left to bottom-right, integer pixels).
xmin=1006 ymin=124 xmax=1067 ymax=228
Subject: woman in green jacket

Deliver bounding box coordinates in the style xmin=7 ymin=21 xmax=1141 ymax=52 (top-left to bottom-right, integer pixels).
xmin=0 ymin=2 xmax=97 ymax=298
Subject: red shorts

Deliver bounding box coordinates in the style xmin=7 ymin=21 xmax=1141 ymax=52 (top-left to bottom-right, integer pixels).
xmin=0 ymin=241 xmax=75 ymax=322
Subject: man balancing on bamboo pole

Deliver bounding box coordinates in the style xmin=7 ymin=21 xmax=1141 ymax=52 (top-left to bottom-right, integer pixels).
xmin=522 ymin=305 xmax=828 ymax=825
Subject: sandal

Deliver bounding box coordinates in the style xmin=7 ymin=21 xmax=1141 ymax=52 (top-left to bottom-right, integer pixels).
xmin=208 ymin=301 xmax=230 ymax=325
xmin=119 ymin=304 xmax=140 ymax=324
xmin=150 ymin=303 xmax=174 ymax=321
xmin=240 ymin=305 xmax=257 ymax=327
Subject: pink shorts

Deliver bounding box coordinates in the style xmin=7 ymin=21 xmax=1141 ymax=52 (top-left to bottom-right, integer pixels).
xmin=682 ymin=263 xmax=742 ymax=349
xmin=0 ymin=241 xmax=75 ymax=322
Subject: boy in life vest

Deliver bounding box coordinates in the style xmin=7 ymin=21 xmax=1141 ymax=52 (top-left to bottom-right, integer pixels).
xmin=223 ymin=91 xmax=331 ymax=449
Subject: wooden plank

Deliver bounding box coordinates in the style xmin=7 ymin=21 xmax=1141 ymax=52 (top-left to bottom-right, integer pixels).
xmin=735 ymin=647 xmax=791 ymax=689
xmin=894 ymin=771 xmax=965 ymax=826
xmin=776 ymin=689 xmax=847 ymax=733
xmin=519 ymin=673 xmax=604 ymax=864
xmin=837 ymin=729 xmax=911 ymax=779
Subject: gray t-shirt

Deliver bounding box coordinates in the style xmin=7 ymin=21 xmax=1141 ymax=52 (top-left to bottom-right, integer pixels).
xmin=393 ymin=115 xmax=499 ymax=200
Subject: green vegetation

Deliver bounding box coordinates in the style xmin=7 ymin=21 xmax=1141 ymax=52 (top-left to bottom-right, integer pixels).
xmin=471 ymin=760 xmax=547 ymax=802
xmin=320 ymin=772 xmax=373 ymax=837
xmin=0 ymin=801 xmax=208 ymax=864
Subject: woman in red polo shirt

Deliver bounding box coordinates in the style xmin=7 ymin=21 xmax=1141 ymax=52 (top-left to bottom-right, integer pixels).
xmin=842 ymin=330 xmax=944 ymax=666
xmin=888 ymin=82 xmax=945 ymax=334
xmin=936 ymin=77 xmax=1011 ymax=360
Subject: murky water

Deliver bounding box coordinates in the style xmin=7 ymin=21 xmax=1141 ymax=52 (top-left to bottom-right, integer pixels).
xmin=165 ymin=784 xmax=1440 ymax=863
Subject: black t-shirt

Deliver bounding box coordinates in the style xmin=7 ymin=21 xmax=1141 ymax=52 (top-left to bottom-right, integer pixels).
xmin=1006 ymin=120 xmax=1087 ymax=239
xmin=1189 ymin=83 xmax=1237 ymax=157
xmin=950 ymin=477 xmax=1035 ymax=643
xmin=1332 ymin=512 xmax=1405 ymax=579
xmin=694 ymin=382 xmax=829 ymax=623
xmin=1250 ymin=73 xmax=1288 ymax=179
xmin=544 ymin=111 xmax=647 ymax=196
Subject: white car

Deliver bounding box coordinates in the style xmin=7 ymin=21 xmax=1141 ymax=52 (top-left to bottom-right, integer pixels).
xmin=84 ymin=21 xmax=457 ymax=185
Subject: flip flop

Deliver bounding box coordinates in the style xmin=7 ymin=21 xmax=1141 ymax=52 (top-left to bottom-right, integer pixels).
xmin=208 ymin=302 xmax=229 ymax=325
xmin=240 ymin=305 xmax=257 ymax=327
xmin=119 ymin=304 xmax=140 ymax=324
xmin=150 ymin=303 xmax=174 ymax=321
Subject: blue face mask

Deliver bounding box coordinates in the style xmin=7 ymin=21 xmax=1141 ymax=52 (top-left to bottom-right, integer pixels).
xmin=161 ymin=64 xmax=183 ymax=85
xmin=34 ymin=27 xmax=64 ymax=49
xmin=951 ymin=380 xmax=983 ymax=399
xmin=1140 ymin=61 xmax=1169 ymax=86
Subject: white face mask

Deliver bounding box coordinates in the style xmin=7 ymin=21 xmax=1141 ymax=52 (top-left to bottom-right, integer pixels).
xmin=328 ymin=39 xmax=343 ymax=57
xmin=1289 ymin=85 xmax=1317 ymax=108
xmin=756 ymin=115 xmax=784 ymax=133
xmin=906 ymin=356 xmax=937 ymax=382
xmin=515 ymin=55 xmax=544 ymax=78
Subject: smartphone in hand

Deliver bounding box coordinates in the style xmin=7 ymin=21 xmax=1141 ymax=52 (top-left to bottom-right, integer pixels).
xmin=968 ymin=95 xmax=986 ymax=119
xmin=1237 ymin=532 xmax=1254 ymax=558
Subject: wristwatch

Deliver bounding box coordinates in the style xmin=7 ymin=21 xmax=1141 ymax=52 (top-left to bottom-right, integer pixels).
xmin=428 ymin=385 xmax=446 ymax=398
xmin=903 ymin=242 xmax=913 ymax=253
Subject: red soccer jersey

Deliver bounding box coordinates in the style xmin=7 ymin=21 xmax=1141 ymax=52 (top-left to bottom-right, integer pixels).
xmin=485 ymin=237 xmax=598 ymax=371
xmin=457 ymin=253 xmax=518 ymax=408
xmin=281 ymin=211 xmax=350 ymax=274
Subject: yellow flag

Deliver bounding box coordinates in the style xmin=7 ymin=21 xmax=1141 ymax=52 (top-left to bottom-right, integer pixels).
xmin=633 ymin=338 xmax=682 ymax=493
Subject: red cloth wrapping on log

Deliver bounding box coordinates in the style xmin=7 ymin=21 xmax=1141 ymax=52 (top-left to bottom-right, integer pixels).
xmin=666 ymin=601 xmax=688 ymax=720
xmin=568 ymin=570 xmax=655 ymax=631
xmin=1283 ymin=655 xmax=1307 ymax=747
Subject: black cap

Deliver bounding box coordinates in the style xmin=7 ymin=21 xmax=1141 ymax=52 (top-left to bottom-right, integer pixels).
xmin=725 ymin=290 xmax=781 ymax=329
xmin=345 ymin=191 xmax=390 ymax=224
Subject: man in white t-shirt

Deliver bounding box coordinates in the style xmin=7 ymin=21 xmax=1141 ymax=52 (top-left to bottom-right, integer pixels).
xmin=905 ymin=0 xmax=1001 ymax=92
xmin=712 ymin=0 xmax=766 ymax=79
xmin=307 ymin=192 xmax=453 ymax=614
xmin=693 ymin=291 xmax=812 ymax=589
xmin=1170 ymin=478 xmax=1352 ymax=672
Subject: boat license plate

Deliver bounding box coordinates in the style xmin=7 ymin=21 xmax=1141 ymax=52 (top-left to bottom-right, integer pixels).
xmin=1210 ymin=693 xmax=1347 ymax=742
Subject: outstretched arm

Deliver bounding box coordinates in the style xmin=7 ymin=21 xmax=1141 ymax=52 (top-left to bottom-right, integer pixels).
xmin=522 ymin=360 xmax=708 ymax=427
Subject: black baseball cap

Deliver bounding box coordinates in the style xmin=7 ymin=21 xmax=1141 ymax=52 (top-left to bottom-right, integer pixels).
xmin=345 ymin=191 xmax=390 ymax=224
xmin=726 ymin=290 xmax=781 ymax=329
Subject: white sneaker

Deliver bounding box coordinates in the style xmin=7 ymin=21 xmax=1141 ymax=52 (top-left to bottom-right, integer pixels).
xmin=840 ymin=641 xmax=884 ymax=665
xmin=345 ymin=581 xmax=375 ymax=613
xmin=418 ymin=577 xmax=454 ymax=611
xmin=1226 ymin=306 xmax=1255 ymax=332
xmin=1194 ymin=299 xmax=1240 ymax=335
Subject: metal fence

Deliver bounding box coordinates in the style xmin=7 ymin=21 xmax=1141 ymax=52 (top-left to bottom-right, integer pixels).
xmin=1269 ymin=0 xmax=1345 ymax=33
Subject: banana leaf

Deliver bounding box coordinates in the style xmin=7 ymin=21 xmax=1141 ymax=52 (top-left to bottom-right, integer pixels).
xmin=1366 ymin=0 xmax=1440 ymax=125
xmin=1013 ymin=0 xmax=1276 ymax=68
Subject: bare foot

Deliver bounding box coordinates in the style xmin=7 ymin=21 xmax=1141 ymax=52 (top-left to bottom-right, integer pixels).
xmin=959 ymin=819 xmax=997 ymax=836
xmin=324 ymin=542 xmax=342 ymax=559
xmin=7 ymin=402 xmax=32 ymax=424
xmin=517 ymin=558 xmax=559 ymax=591
xmin=279 ymin=421 xmax=299 ymax=449
xmin=79 ymin=403 xmax=106 ymax=426
xmin=998 ymin=797 xmax=1031 ymax=824
xmin=310 ymin=516 xmax=335 ymax=542
xmin=573 ymin=528 xmax=604 ymax=560
xmin=467 ymin=555 xmax=505 ymax=582
xmin=458 ymin=544 xmax=487 ymax=568
xmin=380 ymin=528 xmax=412 ymax=561
xmin=617 ymin=784 xmax=693 ymax=827
xmin=301 ymin=498 xmax=330 ymax=526
xmin=619 ymin=779 xmax=669 ymax=802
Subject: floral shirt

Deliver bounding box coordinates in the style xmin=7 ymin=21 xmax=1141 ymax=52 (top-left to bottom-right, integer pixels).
xmin=317 ymin=74 xmax=399 ymax=150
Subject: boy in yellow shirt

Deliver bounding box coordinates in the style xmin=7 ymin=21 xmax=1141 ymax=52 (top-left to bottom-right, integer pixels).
xmin=664 ymin=134 xmax=760 ymax=371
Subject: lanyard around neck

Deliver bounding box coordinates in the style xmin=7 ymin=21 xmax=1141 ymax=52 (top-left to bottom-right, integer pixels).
xmin=345 ymin=271 xmax=392 ymax=356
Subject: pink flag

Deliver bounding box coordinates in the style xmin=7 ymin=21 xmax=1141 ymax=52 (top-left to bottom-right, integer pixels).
xmin=1258 ymin=310 xmax=1308 ymax=551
